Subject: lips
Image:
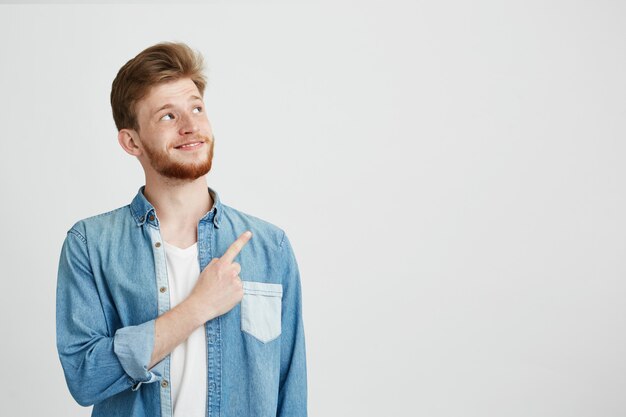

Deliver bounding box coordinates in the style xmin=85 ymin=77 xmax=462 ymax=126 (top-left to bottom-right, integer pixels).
xmin=175 ymin=141 xmax=204 ymax=149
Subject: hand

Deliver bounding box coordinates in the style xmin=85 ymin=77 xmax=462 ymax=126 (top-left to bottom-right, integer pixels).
xmin=187 ymin=230 xmax=252 ymax=323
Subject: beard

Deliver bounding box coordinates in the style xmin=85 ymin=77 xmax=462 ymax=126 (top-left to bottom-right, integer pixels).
xmin=141 ymin=134 xmax=215 ymax=181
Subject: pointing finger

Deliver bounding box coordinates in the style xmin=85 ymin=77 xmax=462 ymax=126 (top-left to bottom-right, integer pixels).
xmin=220 ymin=231 xmax=252 ymax=264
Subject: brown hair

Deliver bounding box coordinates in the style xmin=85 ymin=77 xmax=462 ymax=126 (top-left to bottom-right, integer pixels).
xmin=110 ymin=41 xmax=207 ymax=132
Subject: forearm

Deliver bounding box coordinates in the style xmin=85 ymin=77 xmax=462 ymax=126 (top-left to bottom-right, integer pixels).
xmin=149 ymin=296 xmax=211 ymax=369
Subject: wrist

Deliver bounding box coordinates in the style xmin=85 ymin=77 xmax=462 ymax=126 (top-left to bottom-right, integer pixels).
xmin=182 ymin=295 xmax=213 ymax=326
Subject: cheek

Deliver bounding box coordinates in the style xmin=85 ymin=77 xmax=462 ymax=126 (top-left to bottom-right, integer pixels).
xmin=148 ymin=125 xmax=173 ymax=140
xmin=141 ymin=132 xmax=169 ymax=152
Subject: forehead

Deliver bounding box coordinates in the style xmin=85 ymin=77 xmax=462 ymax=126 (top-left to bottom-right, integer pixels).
xmin=139 ymin=78 xmax=202 ymax=111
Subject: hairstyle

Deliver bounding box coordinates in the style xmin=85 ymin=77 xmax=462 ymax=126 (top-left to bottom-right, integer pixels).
xmin=110 ymin=41 xmax=207 ymax=132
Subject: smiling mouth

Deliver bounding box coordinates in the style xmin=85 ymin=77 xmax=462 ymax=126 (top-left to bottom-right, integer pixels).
xmin=175 ymin=141 xmax=204 ymax=150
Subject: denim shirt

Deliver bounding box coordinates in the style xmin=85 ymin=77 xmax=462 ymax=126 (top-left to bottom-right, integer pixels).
xmin=56 ymin=185 xmax=307 ymax=417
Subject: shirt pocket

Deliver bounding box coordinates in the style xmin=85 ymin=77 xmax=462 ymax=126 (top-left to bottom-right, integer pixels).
xmin=241 ymin=281 xmax=283 ymax=343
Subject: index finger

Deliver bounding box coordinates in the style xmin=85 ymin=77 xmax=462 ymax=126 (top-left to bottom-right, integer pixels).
xmin=220 ymin=230 xmax=253 ymax=264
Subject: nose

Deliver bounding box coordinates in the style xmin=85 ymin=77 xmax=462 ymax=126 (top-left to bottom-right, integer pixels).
xmin=178 ymin=111 xmax=199 ymax=136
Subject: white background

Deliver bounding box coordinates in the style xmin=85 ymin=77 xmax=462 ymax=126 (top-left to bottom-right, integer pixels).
xmin=1 ymin=1 xmax=625 ymax=416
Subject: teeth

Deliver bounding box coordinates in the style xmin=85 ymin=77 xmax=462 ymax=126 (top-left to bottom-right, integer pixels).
xmin=179 ymin=142 xmax=201 ymax=148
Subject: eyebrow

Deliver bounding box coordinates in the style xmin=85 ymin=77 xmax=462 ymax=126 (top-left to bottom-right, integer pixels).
xmin=152 ymin=95 xmax=203 ymax=116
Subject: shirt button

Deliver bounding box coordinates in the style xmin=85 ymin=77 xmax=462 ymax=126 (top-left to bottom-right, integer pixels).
xmin=149 ymin=214 xmax=155 ymax=221
xmin=155 ymin=242 xmax=161 ymax=248
xmin=159 ymin=286 xmax=167 ymax=293
xmin=161 ymin=380 xmax=169 ymax=388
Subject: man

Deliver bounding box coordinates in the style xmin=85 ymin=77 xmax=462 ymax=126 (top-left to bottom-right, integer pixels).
xmin=56 ymin=42 xmax=307 ymax=417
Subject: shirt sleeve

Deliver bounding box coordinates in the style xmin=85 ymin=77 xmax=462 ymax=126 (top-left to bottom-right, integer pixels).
xmin=56 ymin=229 xmax=163 ymax=407
xmin=276 ymin=231 xmax=308 ymax=417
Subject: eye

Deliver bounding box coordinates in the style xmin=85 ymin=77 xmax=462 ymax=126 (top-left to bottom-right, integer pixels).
xmin=160 ymin=113 xmax=174 ymax=121
xmin=193 ymin=106 xmax=203 ymax=113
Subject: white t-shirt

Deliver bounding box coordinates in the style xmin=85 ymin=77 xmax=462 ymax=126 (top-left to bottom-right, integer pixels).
xmin=163 ymin=240 xmax=207 ymax=417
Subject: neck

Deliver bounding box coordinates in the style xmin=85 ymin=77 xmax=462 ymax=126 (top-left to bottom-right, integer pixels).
xmin=143 ymin=175 xmax=213 ymax=230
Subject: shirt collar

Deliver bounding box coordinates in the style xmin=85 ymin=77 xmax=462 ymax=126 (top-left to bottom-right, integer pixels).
xmin=130 ymin=184 xmax=222 ymax=228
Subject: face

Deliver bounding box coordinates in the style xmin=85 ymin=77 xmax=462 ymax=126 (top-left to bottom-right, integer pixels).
xmin=129 ymin=77 xmax=214 ymax=181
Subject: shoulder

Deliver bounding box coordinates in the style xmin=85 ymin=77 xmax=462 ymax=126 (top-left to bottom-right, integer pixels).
xmin=66 ymin=205 xmax=131 ymax=243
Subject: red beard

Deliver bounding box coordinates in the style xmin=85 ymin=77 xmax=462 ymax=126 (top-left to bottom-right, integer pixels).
xmin=142 ymin=134 xmax=215 ymax=180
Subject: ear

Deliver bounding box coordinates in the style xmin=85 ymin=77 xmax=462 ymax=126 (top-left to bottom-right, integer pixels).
xmin=118 ymin=128 xmax=142 ymax=156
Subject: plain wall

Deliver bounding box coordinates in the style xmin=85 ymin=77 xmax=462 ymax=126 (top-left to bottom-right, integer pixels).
xmin=0 ymin=1 xmax=625 ymax=416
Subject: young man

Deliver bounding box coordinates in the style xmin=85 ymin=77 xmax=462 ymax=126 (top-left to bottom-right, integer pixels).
xmin=56 ymin=42 xmax=307 ymax=417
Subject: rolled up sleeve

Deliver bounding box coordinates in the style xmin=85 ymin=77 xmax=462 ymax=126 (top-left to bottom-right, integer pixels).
xmin=114 ymin=319 xmax=160 ymax=390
